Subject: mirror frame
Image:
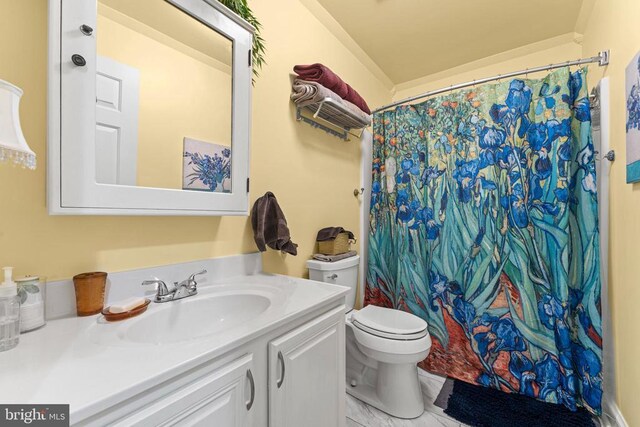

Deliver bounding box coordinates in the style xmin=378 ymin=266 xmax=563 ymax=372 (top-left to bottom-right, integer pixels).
xmin=47 ymin=0 xmax=253 ymax=216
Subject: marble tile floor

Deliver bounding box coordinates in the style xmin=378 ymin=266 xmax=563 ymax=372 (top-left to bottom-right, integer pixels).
xmin=346 ymin=368 xmax=467 ymax=427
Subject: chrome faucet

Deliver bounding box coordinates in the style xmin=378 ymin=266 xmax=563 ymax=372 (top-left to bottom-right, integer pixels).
xmin=142 ymin=269 xmax=207 ymax=303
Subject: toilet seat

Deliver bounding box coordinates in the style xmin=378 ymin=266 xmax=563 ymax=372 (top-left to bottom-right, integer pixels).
xmin=349 ymin=320 xmax=432 ymax=359
xmin=352 ymin=305 xmax=428 ymax=340
xmin=353 ymin=321 xmax=428 ymax=340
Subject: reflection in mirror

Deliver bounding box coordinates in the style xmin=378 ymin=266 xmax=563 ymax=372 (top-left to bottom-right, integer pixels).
xmin=96 ymin=0 xmax=233 ymax=192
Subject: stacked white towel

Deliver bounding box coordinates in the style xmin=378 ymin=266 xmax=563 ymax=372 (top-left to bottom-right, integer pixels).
xmin=291 ymin=79 xmax=372 ymax=127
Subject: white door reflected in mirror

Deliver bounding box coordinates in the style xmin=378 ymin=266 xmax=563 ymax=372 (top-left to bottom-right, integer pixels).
xmin=96 ymin=0 xmax=232 ymax=191
xmin=95 ymin=56 xmax=139 ymax=186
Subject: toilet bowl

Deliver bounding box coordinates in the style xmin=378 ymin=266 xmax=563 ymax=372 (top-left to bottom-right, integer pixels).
xmin=307 ymin=256 xmax=432 ymax=419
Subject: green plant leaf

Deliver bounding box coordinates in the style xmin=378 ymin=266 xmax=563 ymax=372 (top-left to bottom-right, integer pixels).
xmin=473 ymin=256 xmax=508 ymax=313
xmin=464 ymin=252 xmax=493 ymax=301
xmin=507 ymin=294 xmax=557 ymax=356
xmin=531 ymin=217 xmax=567 ymax=248
xmin=217 ymin=0 xmax=266 ymax=83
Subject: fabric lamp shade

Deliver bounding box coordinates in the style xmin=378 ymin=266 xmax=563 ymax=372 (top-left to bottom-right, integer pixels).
xmin=0 ymin=79 xmax=35 ymax=169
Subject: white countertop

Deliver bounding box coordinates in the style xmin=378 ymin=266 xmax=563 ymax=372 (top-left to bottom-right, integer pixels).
xmin=0 ymin=273 xmax=348 ymax=423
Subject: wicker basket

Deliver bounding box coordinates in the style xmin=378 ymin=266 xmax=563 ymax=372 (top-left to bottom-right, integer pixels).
xmin=318 ymin=232 xmax=353 ymax=255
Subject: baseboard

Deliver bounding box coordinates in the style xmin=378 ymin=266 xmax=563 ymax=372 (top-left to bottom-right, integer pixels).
xmin=601 ymin=397 xmax=628 ymax=427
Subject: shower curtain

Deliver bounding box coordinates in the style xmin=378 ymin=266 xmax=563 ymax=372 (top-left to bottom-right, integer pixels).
xmin=366 ymin=67 xmax=602 ymax=414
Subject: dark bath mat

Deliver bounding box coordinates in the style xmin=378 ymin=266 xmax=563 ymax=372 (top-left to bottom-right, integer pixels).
xmin=444 ymin=379 xmax=596 ymax=427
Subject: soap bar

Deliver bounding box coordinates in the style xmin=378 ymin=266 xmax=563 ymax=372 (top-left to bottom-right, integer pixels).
xmin=109 ymin=297 xmax=147 ymax=314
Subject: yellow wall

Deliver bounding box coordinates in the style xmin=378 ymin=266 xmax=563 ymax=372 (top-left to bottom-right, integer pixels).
xmin=97 ymin=8 xmax=232 ymax=189
xmin=393 ymin=34 xmax=583 ymax=101
xmin=0 ymin=0 xmax=390 ymax=281
xmin=582 ymin=0 xmax=640 ymax=424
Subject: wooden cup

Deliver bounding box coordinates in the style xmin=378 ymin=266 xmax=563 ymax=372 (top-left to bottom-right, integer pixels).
xmin=73 ymin=272 xmax=107 ymax=316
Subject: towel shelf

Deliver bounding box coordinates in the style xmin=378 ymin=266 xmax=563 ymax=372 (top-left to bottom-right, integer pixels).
xmin=295 ymin=97 xmax=369 ymax=141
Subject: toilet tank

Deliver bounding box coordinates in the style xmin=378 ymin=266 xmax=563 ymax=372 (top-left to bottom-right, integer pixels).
xmin=306 ymin=255 xmax=360 ymax=310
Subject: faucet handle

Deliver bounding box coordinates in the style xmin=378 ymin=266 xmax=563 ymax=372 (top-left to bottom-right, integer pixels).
xmin=188 ymin=269 xmax=207 ymax=283
xmin=142 ymin=279 xmax=170 ymax=296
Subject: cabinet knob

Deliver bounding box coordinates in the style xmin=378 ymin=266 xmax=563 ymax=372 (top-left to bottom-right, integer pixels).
xmin=79 ymin=24 xmax=93 ymax=36
xmin=71 ymin=54 xmax=86 ymax=67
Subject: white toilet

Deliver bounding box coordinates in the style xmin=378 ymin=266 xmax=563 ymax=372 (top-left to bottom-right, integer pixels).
xmin=307 ymin=255 xmax=432 ymax=419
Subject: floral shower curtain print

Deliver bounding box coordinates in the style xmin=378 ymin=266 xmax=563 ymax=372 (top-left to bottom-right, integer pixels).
xmin=366 ymin=67 xmax=602 ymax=414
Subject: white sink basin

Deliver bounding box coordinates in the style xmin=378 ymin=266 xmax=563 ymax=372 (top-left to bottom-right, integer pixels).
xmin=119 ymin=293 xmax=271 ymax=344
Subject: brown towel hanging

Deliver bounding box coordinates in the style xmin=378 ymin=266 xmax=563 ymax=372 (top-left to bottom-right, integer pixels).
xmin=251 ymin=192 xmax=298 ymax=256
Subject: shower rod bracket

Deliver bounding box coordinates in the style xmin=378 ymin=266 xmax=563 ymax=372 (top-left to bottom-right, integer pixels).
xmin=599 ymin=50 xmax=610 ymax=66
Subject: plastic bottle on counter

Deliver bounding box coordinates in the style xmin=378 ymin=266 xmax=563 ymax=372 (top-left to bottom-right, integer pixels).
xmin=0 ymin=267 xmax=20 ymax=351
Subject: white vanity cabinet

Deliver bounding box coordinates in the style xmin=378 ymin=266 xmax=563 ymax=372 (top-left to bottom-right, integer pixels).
xmin=79 ymin=305 xmax=346 ymax=427
xmin=78 ymin=353 xmax=257 ymax=427
xmin=114 ymin=354 xmax=255 ymax=427
xmin=0 ymin=265 xmax=350 ymax=427
xmin=268 ymin=306 xmax=346 ymax=427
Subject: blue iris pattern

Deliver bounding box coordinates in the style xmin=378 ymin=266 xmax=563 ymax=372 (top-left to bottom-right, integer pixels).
xmin=627 ymin=56 xmax=640 ymax=132
xmin=184 ymin=147 xmax=231 ymax=192
xmin=367 ymin=67 xmax=602 ymax=415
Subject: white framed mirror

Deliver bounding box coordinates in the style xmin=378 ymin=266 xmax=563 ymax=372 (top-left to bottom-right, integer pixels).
xmin=47 ymin=0 xmax=253 ymax=215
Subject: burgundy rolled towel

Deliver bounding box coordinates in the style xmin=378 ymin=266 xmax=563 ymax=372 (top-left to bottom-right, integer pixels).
xmin=293 ymin=63 xmax=371 ymax=114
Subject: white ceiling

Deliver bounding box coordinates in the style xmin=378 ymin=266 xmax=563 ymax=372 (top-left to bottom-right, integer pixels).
xmin=316 ymin=0 xmax=587 ymax=85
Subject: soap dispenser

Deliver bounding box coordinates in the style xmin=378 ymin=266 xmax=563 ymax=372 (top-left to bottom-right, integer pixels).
xmin=0 ymin=267 xmax=20 ymax=351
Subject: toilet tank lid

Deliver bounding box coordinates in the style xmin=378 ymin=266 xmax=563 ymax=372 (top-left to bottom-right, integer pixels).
xmin=306 ymin=255 xmax=360 ymax=271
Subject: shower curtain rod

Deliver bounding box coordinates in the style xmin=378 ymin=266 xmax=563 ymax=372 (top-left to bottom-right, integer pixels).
xmin=373 ymin=50 xmax=610 ymax=114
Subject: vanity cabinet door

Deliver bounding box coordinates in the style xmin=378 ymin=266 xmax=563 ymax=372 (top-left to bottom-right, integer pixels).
xmin=115 ymin=354 xmax=256 ymax=427
xmin=268 ymin=306 xmax=346 ymax=427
